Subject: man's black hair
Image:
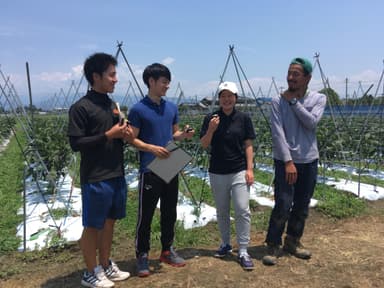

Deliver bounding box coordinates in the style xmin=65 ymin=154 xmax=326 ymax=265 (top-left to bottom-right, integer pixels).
xmin=83 ymin=53 xmax=117 ymax=86
xmin=142 ymin=63 xmax=171 ymax=88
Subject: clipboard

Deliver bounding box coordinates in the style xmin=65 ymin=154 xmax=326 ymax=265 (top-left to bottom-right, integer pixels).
xmin=147 ymin=141 xmax=192 ymax=183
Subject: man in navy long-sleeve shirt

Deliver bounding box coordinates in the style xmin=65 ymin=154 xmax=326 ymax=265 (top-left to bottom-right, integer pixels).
xmin=263 ymin=57 xmax=326 ymax=266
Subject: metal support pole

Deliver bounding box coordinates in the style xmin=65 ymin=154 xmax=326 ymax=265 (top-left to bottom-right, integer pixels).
xmin=23 ymin=164 xmax=27 ymax=252
xmin=26 ymin=62 xmax=33 ymax=120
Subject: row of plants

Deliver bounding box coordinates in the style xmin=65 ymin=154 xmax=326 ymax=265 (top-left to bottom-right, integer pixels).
xmin=180 ymin=110 xmax=383 ymax=170
xmin=3 ymin=112 xmax=380 ymax=245
xmin=317 ymin=115 xmax=383 ymax=166
xmin=29 ymin=115 xmax=72 ymax=183
xmin=22 ymin=112 xmax=384 ymax=201
xmin=0 ymin=116 xmax=16 ymax=139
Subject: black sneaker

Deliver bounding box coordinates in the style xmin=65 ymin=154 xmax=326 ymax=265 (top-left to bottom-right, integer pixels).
xmin=238 ymin=253 xmax=254 ymax=270
xmin=214 ymin=244 xmax=233 ymax=258
xmin=137 ymin=253 xmax=150 ymax=277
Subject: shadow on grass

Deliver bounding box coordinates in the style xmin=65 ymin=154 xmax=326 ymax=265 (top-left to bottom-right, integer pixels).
xmin=41 ymin=245 xmax=268 ymax=287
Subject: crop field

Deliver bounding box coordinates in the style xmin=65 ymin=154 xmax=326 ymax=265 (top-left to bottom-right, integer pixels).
xmin=1 ymin=50 xmax=383 ymax=255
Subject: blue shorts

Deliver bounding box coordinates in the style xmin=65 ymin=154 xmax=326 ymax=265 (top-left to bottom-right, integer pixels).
xmin=81 ymin=176 xmax=127 ymax=229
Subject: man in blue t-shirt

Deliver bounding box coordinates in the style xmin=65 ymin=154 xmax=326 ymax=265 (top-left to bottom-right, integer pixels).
xmin=128 ymin=63 xmax=194 ymax=277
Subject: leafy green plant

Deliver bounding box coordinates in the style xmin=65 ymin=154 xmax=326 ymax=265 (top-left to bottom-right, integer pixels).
xmin=30 ymin=115 xmax=72 ymax=183
xmin=314 ymin=184 xmax=366 ymax=218
xmin=254 ymin=168 xmax=273 ymax=186
xmin=0 ymin=116 xmax=16 ymax=139
xmin=251 ymin=209 xmax=271 ymax=231
xmin=179 ymin=174 xmax=214 ymax=208
xmin=46 ymin=229 xmax=67 ymax=250
xmin=50 ymin=208 xmax=69 ymax=220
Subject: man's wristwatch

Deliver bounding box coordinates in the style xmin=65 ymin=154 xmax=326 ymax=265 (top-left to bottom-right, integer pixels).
xmin=289 ymin=98 xmax=298 ymax=106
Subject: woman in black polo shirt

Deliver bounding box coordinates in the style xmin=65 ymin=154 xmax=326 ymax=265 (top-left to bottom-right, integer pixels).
xmin=200 ymin=81 xmax=256 ymax=270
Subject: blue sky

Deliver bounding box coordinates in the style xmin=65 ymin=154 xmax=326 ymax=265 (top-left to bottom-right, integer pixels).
xmin=1 ymin=0 xmax=383 ymax=106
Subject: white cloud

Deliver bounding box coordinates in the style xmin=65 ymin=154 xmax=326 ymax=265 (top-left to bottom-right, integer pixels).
xmin=3 ymin=63 xmax=382 ymax=106
xmin=176 ymin=80 xmax=218 ymax=99
xmin=37 ymin=72 xmax=72 ymax=82
xmin=189 ymin=68 xmax=382 ymax=100
xmin=315 ymin=69 xmax=382 ymax=98
xmin=245 ymin=77 xmax=283 ymax=97
xmin=0 ymin=25 xmax=24 ymax=37
xmin=162 ymin=57 xmax=175 ymax=65
xmin=349 ymin=69 xmax=380 ymax=83
xmin=116 ymin=64 xmax=144 ymax=90
xmin=71 ymin=65 xmax=83 ymax=77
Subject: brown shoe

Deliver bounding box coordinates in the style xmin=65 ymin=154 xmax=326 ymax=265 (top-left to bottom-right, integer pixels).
xmin=283 ymin=235 xmax=311 ymax=259
xmin=262 ymin=243 xmax=280 ymax=266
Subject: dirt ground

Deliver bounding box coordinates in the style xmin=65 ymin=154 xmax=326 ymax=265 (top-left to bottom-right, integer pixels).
xmin=1 ymin=200 xmax=384 ymax=288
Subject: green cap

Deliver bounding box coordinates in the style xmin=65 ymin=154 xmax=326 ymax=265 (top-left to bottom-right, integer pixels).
xmin=290 ymin=57 xmax=313 ymax=74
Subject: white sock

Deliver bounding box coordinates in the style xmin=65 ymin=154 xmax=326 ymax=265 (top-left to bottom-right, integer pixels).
xmin=238 ymin=248 xmax=248 ymax=256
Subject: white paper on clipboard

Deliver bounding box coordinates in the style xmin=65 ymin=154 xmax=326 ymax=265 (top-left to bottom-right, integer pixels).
xmin=147 ymin=141 xmax=192 ymax=183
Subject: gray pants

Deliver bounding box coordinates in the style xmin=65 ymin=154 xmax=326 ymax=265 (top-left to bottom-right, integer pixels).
xmin=209 ymin=171 xmax=251 ymax=248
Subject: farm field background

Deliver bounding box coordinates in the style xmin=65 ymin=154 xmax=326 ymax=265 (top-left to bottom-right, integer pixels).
xmin=1 ymin=49 xmax=384 ymax=287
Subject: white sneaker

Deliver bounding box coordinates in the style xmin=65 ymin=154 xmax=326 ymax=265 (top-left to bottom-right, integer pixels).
xmin=81 ymin=265 xmax=115 ymax=288
xmin=104 ymin=260 xmax=130 ymax=281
